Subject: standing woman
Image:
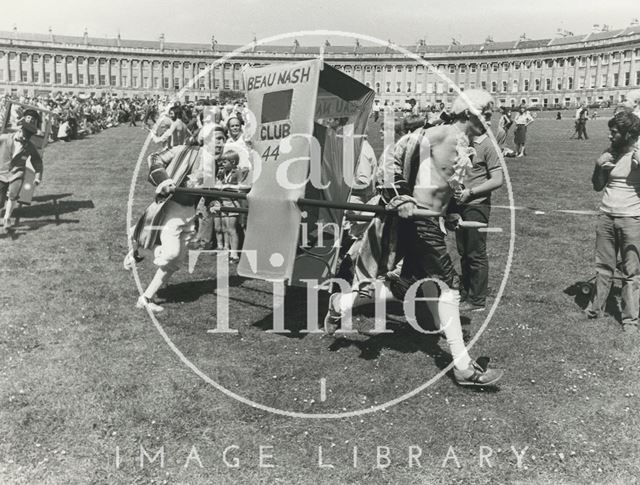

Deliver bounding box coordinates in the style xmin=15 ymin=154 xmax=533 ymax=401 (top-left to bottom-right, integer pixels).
xmin=496 ymin=107 xmax=513 ymax=147
xmin=513 ymin=105 xmax=535 ymax=157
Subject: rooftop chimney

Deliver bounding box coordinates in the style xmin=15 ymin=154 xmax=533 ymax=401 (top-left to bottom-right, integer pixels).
xmin=159 ymin=33 xmax=165 ymax=51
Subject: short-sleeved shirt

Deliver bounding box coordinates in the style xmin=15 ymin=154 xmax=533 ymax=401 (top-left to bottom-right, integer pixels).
xmin=464 ymin=134 xmax=502 ymax=205
xmin=600 ymin=151 xmax=640 ymax=217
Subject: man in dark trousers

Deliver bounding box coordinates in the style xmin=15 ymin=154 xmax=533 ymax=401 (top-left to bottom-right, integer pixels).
xmin=453 ymin=130 xmax=504 ymax=312
xmin=575 ymin=103 xmax=589 ymax=140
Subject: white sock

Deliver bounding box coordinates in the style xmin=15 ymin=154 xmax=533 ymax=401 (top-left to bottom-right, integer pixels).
xmin=143 ymin=268 xmax=173 ymax=300
xmin=424 ymin=284 xmax=471 ymax=370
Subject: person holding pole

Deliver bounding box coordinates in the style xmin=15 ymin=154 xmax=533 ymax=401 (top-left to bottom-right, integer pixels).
xmin=0 ymin=109 xmax=43 ymax=231
xmin=324 ymin=90 xmax=504 ymax=387
xmin=125 ymin=125 xmax=227 ymax=312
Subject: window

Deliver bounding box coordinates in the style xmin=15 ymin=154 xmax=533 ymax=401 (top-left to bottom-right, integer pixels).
xmin=470 ymin=82 xmax=476 ymax=89
xmin=233 ymin=80 xmax=240 ymax=90
xmin=122 ymin=75 xmax=128 ymax=87
xmin=33 ymin=71 xmax=39 ymax=83
xmin=406 ymin=82 xmax=411 ymax=93
xmin=567 ymin=77 xmax=573 ymax=89
xmin=76 ymin=73 xmax=82 ymax=84
xmin=67 ymin=73 xmax=73 ymax=85
xmin=21 ymin=71 xmax=27 ymax=82
xmin=436 ymin=82 xmax=444 ymax=94
xmin=396 ymin=81 xmax=401 ymax=93
xmin=386 ymin=66 xmax=392 ymax=72
xmin=492 ymin=64 xmax=498 ymax=72
xmin=154 ymin=77 xmax=160 ymax=88
xmin=637 ymin=71 xmax=640 ymax=86
xmin=614 ymin=73 xmax=619 ymax=87
xmin=9 ymin=70 xmax=15 ymax=82
xmin=449 ymin=65 xmax=455 ymax=73
xmin=601 ymin=55 xmax=609 ymax=65
xmin=491 ymin=81 xmax=497 ymax=93
xmin=625 ymin=72 xmax=630 ymax=86
xmin=416 ymin=82 xmax=422 ymax=93
xmin=55 ymin=72 xmax=62 ymax=84
xmin=163 ymin=77 xmax=169 ymax=89
xmin=481 ymin=81 xmax=487 ymax=90
xmin=601 ymin=74 xmax=607 ymax=88
xmin=524 ymin=79 xmax=529 ymax=91
xmin=536 ymin=60 xmax=543 ymax=68
xmin=214 ymin=79 xmax=220 ymax=89
xmin=223 ymin=79 xmax=230 ymax=90
xmin=426 ymin=82 xmax=434 ymax=94
xmin=375 ymin=82 xmax=380 ymax=94
xmin=460 ymin=65 xmax=466 ymax=73
xmin=143 ymin=76 xmax=149 ymax=88
xmin=512 ymin=80 xmax=518 ymax=92
xmin=385 ymin=81 xmax=390 ymax=93
xmin=514 ymin=63 xmax=520 ymax=71
xmin=590 ymin=75 xmax=596 ymax=89
xmin=503 ymin=63 xmax=509 ymax=72
xmin=545 ymin=78 xmax=551 ymax=90
xmin=198 ymin=77 xmax=205 ymax=90
xmin=132 ymin=76 xmax=138 ymax=87
xmin=110 ymin=75 xmax=116 ymax=85
xmin=557 ymin=78 xmax=562 ymax=90
xmin=99 ymin=74 xmax=105 ymax=86
xmin=376 ymin=66 xmax=382 ymax=72
xmin=482 ymin=64 xmax=488 ymax=72
xmin=502 ymin=80 xmax=508 ymax=92
xmin=396 ymin=66 xmax=402 ymax=72
xmin=534 ymin=79 xmax=541 ymax=91
xmin=88 ymin=74 xmax=94 ymax=85
xmin=471 ymin=64 xmax=477 ymax=73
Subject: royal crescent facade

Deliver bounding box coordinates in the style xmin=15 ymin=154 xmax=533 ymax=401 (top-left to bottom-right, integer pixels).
xmin=1 ymin=26 xmax=639 ymax=108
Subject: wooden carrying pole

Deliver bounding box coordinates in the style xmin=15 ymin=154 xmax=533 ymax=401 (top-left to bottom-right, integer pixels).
xmin=174 ymin=187 xmax=443 ymax=219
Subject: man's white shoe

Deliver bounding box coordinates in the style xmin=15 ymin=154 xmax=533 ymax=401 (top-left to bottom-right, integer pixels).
xmin=136 ymin=295 xmax=164 ymax=313
xmin=123 ymin=250 xmax=137 ymax=270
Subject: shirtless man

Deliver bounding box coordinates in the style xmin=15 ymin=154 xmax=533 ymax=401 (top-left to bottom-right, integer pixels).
xmin=324 ymin=90 xmax=504 ymax=387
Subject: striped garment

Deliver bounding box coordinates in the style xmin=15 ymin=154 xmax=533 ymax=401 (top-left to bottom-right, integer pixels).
xmin=132 ymin=145 xmax=202 ymax=250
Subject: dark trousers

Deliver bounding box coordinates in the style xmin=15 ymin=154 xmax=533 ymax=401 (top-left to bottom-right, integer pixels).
xmin=399 ymin=217 xmax=458 ymax=290
xmin=455 ymin=203 xmax=490 ymax=305
xmin=577 ymin=120 xmax=588 ymax=139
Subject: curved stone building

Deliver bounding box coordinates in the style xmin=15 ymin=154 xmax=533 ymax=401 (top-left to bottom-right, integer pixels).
xmin=0 ymin=24 xmax=639 ymax=108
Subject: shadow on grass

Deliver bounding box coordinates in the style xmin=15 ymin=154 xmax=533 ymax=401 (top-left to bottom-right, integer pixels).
xmin=1 ymin=193 xmax=95 ymax=240
xmin=157 ymin=276 xmax=272 ymax=309
xmin=564 ymin=280 xmax=621 ymax=322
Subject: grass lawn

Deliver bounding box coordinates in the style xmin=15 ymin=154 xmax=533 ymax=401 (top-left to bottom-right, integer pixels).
xmin=0 ymin=112 xmax=639 ymax=484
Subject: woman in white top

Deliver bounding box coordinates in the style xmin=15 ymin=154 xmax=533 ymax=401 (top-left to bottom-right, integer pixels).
xmin=223 ymin=115 xmax=257 ymax=187
xmin=513 ymin=106 xmax=534 ymax=157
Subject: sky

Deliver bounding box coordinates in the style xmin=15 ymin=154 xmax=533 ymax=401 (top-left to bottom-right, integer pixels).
xmin=2 ymin=0 xmax=639 ymax=47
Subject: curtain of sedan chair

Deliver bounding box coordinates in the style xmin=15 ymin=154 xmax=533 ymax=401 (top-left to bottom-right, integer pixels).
xmin=290 ymin=64 xmax=375 ymax=287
